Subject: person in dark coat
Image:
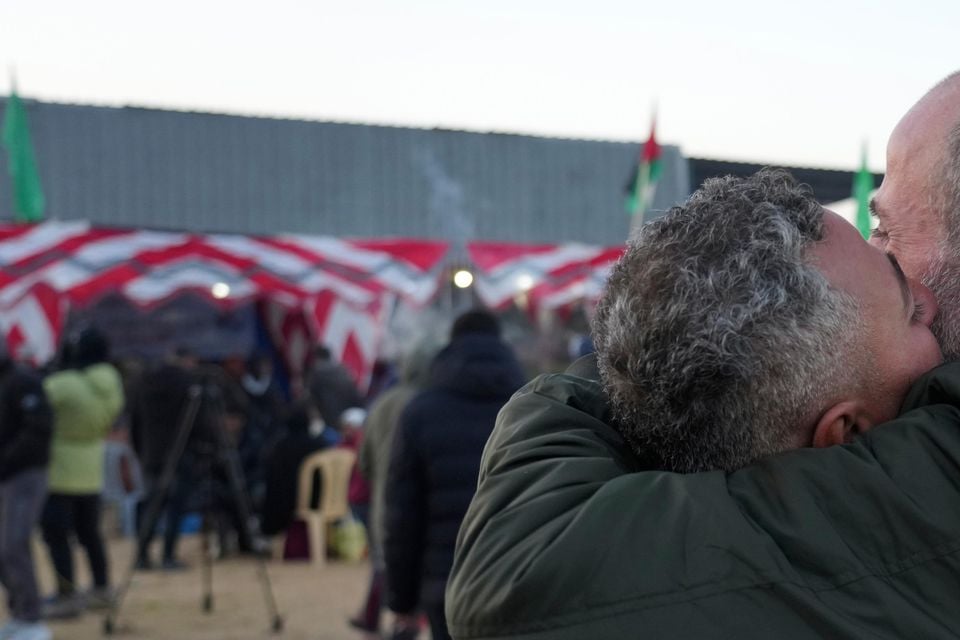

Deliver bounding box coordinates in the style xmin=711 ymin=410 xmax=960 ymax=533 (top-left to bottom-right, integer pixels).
xmin=306 ymin=345 xmax=363 ymax=428
xmin=383 ymin=310 xmax=525 ymax=640
xmin=239 ymin=352 xmax=286 ymax=510
xmin=130 ymin=347 xmax=206 ymax=570
xmin=259 ymin=399 xmax=336 ymax=538
xmin=0 ymin=348 xmax=54 ymax=640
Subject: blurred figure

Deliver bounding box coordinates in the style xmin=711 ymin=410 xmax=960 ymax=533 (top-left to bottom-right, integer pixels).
xmin=339 ymin=407 xmax=370 ymax=527
xmin=364 ymin=358 xmax=398 ymax=405
xmin=259 ymin=399 xmax=335 ymax=544
xmin=196 ymin=361 xmax=259 ymax=558
xmin=40 ymin=328 xmax=124 ymax=618
xmin=352 ymin=342 xmax=437 ymax=636
xmin=239 ymin=351 xmax=286 ymax=511
xmin=384 ymin=311 xmax=525 ymax=640
xmin=0 ymin=344 xmax=54 ymax=640
xmin=306 ymin=345 xmax=363 ymax=429
xmin=130 ymin=347 xmax=202 ymax=571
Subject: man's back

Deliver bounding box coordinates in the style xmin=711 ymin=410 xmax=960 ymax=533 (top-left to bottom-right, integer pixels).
xmin=44 ymin=363 xmax=123 ymax=494
xmin=44 ymin=364 xmax=123 ymax=442
xmin=131 ymin=362 xmax=198 ymax=477
xmin=385 ymin=332 xmax=525 ymax=636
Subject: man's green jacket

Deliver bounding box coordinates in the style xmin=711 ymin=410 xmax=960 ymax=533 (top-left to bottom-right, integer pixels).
xmin=446 ymin=359 xmax=960 ymax=639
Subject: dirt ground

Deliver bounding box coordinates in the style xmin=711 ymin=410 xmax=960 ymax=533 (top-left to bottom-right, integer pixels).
xmin=13 ymin=534 xmax=389 ymax=640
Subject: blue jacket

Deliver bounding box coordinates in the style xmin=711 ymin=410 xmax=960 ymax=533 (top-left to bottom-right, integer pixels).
xmin=384 ymin=333 xmax=526 ymax=613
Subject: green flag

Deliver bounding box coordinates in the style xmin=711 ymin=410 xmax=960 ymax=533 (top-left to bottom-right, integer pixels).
xmin=853 ymin=143 xmax=872 ymax=240
xmin=2 ymin=88 xmax=45 ymax=222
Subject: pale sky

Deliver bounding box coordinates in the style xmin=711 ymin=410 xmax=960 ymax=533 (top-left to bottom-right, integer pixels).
xmin=0 ymin=0 xmax=956 ymax=172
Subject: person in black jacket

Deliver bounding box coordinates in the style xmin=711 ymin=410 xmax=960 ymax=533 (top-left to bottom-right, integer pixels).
xmin=259 ymin=398 xmax=335 ymax=538
xmin=384 ymin=310 xmax=525 ymax=640
xmin=130 ymin=347 xmax=206 ymax=570
xmin=0 ymin=347 xmax=54 ymax=640
xmin=306 ymin=345 xmax=363 ymax=429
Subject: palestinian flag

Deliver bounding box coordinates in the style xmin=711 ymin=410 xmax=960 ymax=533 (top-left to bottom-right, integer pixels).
xmin=625 ymin=117 xmax=662 ymax=224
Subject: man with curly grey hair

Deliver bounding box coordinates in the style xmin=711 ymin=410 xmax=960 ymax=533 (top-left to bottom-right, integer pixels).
xmin=448 ymin=72 xmax=960 ymax=639
xmin=594 ymin=169 xmax=939 ymax=473
xmin=448 ymin=169 xmax=956 ymax=639
xmin=595 ymin=170 xmax=860 ymax=472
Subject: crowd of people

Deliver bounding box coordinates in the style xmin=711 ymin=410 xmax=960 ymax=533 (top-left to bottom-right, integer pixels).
xmin=0 ymin=307 xmax=526 ymax=640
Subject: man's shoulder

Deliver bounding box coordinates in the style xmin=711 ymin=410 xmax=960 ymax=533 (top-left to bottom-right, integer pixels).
xmin=84 ymin=362 xmax=123 ymax=385
xmin=2 ymin=365 xmax=47 ymax=408
xmin=900 ymin=361 xmax=960 ymax=412
xmin=43 ymin=369 xmax=82 ymax=396
xmin=486 ymin=368 xmax=618 ymax=455
xmin=4 ymin=363 xmax=43 ymax=388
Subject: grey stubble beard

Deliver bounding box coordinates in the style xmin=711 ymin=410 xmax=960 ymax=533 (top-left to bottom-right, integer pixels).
xmin=924 ymin=254 xmax=960 ymax=361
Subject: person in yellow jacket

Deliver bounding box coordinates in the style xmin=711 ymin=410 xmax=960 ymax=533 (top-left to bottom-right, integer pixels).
xmin=39 ymin=328 xmax=124 ymax=619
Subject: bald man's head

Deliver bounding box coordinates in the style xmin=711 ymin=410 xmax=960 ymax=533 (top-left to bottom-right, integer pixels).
xmin=924 ymin=72 xmax=960 ymax=234
xmin=871 ymin=71 xmax=960 ymax=357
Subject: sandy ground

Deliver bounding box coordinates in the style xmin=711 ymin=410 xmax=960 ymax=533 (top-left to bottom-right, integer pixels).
xmin=11 ymin=534 xmax=388 ymax=640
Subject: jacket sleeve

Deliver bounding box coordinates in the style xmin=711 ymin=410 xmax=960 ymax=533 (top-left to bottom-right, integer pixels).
xmin=383 ymin=399 xmax=427 ymax=614
xmin=357 ymin=419 xmax=375 ymax=483
xmin=0 ymin=372 xmax=53 ymax=479
xmin=102 ymin=366 xmax=125 ymax=433
xmin=129 ymin=383 xmax=143 ymax=458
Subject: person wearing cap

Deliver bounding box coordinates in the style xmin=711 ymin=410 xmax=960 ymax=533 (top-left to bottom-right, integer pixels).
xmin=384 ymin=310 xmax=525 ymax=640
xmin=0 ymin=345 xmax=54 ymax=640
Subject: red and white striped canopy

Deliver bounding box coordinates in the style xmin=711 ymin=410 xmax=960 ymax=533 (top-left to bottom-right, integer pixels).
xmin=0 ymin=221 xmax=449 ymax=379
xmin=0 ymin=221 xmax=448 ymax=308
xmin=0 ymin=223 xmax=624 ymax=383
xmin=468 ymin=241 xmax=625 ymax=312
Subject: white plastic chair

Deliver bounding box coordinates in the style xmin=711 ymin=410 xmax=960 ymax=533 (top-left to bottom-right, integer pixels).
xmin=295 ymin=448 xmax=356 ymax=566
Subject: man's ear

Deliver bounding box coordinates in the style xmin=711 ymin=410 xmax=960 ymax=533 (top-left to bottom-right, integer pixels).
xmin=812 ymin=400 xmax=875 ymax=448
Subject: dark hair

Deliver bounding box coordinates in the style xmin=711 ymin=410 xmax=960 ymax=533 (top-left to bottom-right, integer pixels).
xmin=285 ymin=398 xmax=315 ymax=434
xmin=173 ymin=345 xmax=195 ymax=359
xmin=313 ymin=344 xmax=332 ymax=361
xmin=71 ymin=327 xmax=110 ymax=368
xmin=451 ymin=309 xmax=501 ymax=340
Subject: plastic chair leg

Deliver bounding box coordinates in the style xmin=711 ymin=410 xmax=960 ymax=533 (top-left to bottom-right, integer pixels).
xmin=308 ymin=515 xmax=326 ymax=566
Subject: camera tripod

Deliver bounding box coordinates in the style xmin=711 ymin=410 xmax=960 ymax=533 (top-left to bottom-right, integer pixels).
xmin=104 ymin=381 xmax=284 ymax=635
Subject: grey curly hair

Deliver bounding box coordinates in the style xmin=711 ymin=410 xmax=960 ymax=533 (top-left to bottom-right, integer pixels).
xmin=593 ymin=170 xmax=860 ymax=473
